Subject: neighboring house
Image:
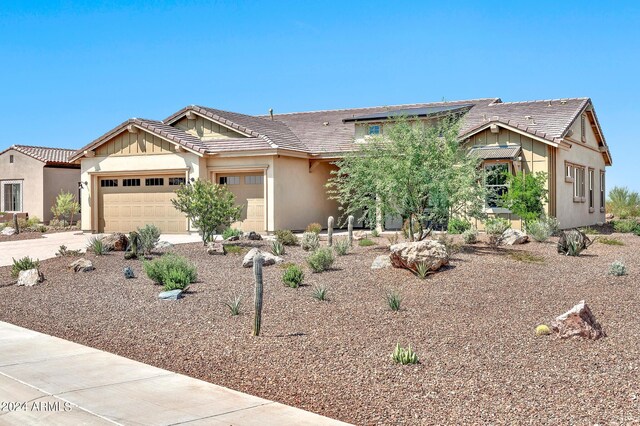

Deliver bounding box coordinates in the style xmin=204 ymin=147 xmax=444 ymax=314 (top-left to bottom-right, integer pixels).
xmin=69 ymin=98 xmax=611 ymax=234
xmin=0 ymin=145 xmax=81 ymax=223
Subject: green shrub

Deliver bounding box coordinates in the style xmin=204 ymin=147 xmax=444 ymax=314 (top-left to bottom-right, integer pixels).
xmin=282 ymin=264 xmax=304 ymax=288
xmin=358 ymin=238 xmax=376 ymax=247
xmin=143 ymin=254 xmax=197 ymax=289
xmin=385 ymin=291 xmax=401 ymax=311
xmin=499 ymin=171 xmax=548 ymax=226
xmin=305 ymin=223 xmax=322 ymax=234
xmin=270 ymin=240 xmax=285 ymax=256
xmin=138 ymin=224 xmax=161 ymax=255
xmin=391 ymin=343 xmax=419 ymax=365
xmin=485 ymin=217 xmax=511 ymax=246
xmin=462 ymin=228 xmax=478 ymax=244
xmin=307 ymin=248 xmax=335 ymax=273
xmin=312 ymin=285 xmax=328 ymax=301
xmin=607 ymin=186 xmax=640 ymax=219
xmin=225 ymin=293 xmax=242 ymax=316
xmin=87 ymin=236 xmax=109 ymax=255
xmin=333 ymin=238 xmax=350 ymax=256
xmin=541 ymin=216 xmax=561 ymax=236
xmin=222 ymin=228 xmax=243 ymax=240
xmin=526 ymin=219 xmax=552 ymax=242
xmin=609 ymin=260 xmax=627 ymax=276
xmin=437 ymin=234 xmax=461 ymax=256
xmin=50 ymin=190 xmax=80 ymax=227
xmin=613 ymin=219 xmax=638 ymax=233
xmin=447 ymin=218 xmax=471 ymax=234
xmin=11 ymin=256 xmax=40 ymax=278
xmin=598 ymin=237 xmax=624 ymax=246
xmin=301 ymin=232 xmax=320 ymax=251
xmin=275 ymin=229 xmax=298 ymax=246
xmin=17 ymin=216 xmax=41 ymax=230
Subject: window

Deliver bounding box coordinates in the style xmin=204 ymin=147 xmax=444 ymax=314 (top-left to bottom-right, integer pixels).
xmin=145 ymin=178 xmax=164 ymax=186
xmin=1 ymin=181 xmax=22 ymax=212
xmin=100 ymin=179 xmax=118 ymax=187
xmin=367 ymin=125 xmax=381 ymax=135
xmin=573 ymin=166 xmax=585 ymax=200
xmin=244 ymin=175 xmax=263 ymax=185
xmin=581 ymin=114 xmax=586 ymax=142
xmin=219 ymin=176 xmax=240 ymax=185
xmin=123 ymin=178 xmax=141 ymax=187
xmin=600 ymin=171 xmax=605 ymax=211
xmin=9 ymin=155 xmax=13 ymax=164
xmin=169 ymin=177 xmax=186 ymax=186
xmin=588 ymin=169 xmax=594 ymax=211
xmin=484 ymin=163 xmax=509 ymax=208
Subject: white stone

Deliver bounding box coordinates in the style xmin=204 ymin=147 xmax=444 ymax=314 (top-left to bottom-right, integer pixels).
xmin=1 ymin=227 xmax=16 ymax=236
xmin=389 ymin=240 xmax=449 ymax=273
xmin=371 ymin=255 xmax=392 ymax=270
xmin=16 ymin=269 xmax=44 ymax=286
xmin=242 ymin=248 xmax=283 ymax=268
xmin=503 ymin=229 xmax=529 ymax=245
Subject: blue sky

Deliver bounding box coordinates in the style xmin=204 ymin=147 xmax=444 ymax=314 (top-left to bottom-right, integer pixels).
xmin=1 ymin=1 xmax=638 ymax=190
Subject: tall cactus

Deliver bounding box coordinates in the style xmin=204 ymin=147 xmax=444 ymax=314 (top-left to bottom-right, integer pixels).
xmin=347 ymin=215 xmax=354 ymax=247
xmin=13 ymin=213 xmax=19 ymax=235
xmin=327 ymin=216 xmax=334 ymax=247
xmin=253 ymin=252 xmax=264 ymax=336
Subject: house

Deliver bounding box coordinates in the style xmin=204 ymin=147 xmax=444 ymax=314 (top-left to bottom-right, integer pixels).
xmin=0 ymin=145 xmax=81 ymax=223
xmin=68 ymin=98 xmax=611 ymax=234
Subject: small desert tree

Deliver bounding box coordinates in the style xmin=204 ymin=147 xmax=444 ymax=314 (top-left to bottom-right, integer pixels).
xmin=499 ymin=171 xmax=548 ymax=227
xmin=327 ymin=116 xmax=486 ymax=241
xmin=607 ymin=186 xmax=640 ymax=218
xmin=51 ymin=190 xmax=80 ymax=227
xmin=171 ymin=179 xmax=243 ymax=244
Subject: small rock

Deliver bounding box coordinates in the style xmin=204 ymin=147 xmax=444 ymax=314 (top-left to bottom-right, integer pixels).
xmin=69 ymin=258 xmax=95 ymax=273
xmin=502 ymin=229 xmax=529 ymax=245
xmin=207 ymin=242 xmax=226 ymax=255
xmin=389 ymin=240 xmax=449 ymax=273
xmin=155 ymin=241 xmax=174 ymax=250
xmin=226 ymin=235 xmax=240 ymax=241
xmin=242 ymin=248 xmax=283 ymax=268
xmin=158 ymin=289 xmax=183 ymax=300
xmin=1 ymin=227 xmax=16 ymax=236
xmin=371 ymin=255 xmax=392 ymax=270
xmin=123 ymin=266 xmax=135 ymax=279
xmin=245 ymin=231 xmax=263 ymax=240
xmin=100 ymin=233 xmax=128 ymax=251
xmin=353 ymin=231 xmax=367 ymax=241
xmin=605 ymin=213 xmax=614 ymax=220
xmin=16 ymin=269 xmax=44 ymax=286
xmin=551 ymin=300 xmax=606 ymax=340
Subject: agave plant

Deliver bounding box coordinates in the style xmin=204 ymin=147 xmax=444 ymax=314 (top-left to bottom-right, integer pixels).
xmin=414 ymin=261 xmax=430 ymax=279
xmin=391 ymin=343 xmax=419 ymax=365
xmin=270 ymin=240 xmax=285 ymax=256
xmin=225 ymin=293 xmax=242 ymax=316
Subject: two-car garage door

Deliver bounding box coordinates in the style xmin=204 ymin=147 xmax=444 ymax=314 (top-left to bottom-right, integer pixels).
xmin=98 ymin=175 xmax=187 ymax=234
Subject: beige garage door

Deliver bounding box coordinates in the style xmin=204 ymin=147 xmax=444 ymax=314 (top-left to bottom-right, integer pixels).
xmin=98 ymin=176 xmax=187 ymax=234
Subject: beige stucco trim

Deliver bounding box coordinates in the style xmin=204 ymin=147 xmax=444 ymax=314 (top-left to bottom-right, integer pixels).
xmin=207 ymin=164 xmax=269 ymax=172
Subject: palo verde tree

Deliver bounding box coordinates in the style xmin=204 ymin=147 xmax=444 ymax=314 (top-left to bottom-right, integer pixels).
xmin=499 ymin=171 xmax=548 ymax=227
xmin=171 ymin=179 xmax=243 ymax=244
xmin=327 ymin=116 xmax=487 ymax=241
xmin=51 ymin=190 xmax=80 ymax=227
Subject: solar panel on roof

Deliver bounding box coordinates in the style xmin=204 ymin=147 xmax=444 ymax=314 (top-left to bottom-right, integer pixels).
xmin=342 ymin=104 xmax=474 ymax=122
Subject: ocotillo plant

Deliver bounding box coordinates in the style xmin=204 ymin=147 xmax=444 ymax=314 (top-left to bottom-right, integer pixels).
xmin=347 ymin=215 xmax=354 ymax=246
xmin=13 ymin=213 xmax=19 ymax=235
xmin=327 ymin=216 xmax=334 ymax=247
xmin=253 ymin=252 xmax=264 ymax=336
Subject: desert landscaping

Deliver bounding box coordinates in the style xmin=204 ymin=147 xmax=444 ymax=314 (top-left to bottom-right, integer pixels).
xmin=1 ymin=225 xmax=638 ymax=424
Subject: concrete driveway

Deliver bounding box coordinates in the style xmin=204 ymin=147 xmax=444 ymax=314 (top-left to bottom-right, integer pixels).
xmin=0 ymin=232 xmax=202 ymax=267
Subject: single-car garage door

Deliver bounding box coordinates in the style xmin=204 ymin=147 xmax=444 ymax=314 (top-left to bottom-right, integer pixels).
xmin=98 ymin=175 xmax=187 ymax=234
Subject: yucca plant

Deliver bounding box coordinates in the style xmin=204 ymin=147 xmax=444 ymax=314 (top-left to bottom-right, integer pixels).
xmin=87 ymin=236 xmax=109 ymax=255
xmin=312 ymin=285 xmax=328 ymax=301
xmin=385 ymin=291 xmax=402 ymax=311
xmin=391 ymin=343 xmax=419 ymax=365
xmin=270 ymin=240 xmax=285 ymax=256
xmin=333 ymin=238 xmax=350 ymax=256
xmin=225 ymin=293 xmax=242 ymax=316
xmin=414 ymin=261 xmax=430 ymax=279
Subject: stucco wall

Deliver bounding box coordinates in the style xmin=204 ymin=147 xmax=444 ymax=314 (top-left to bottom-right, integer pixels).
xmin=0 ymin=149 xmax=45 ymax=219
xmin=43 ymin=167 xmax=82 ymax=223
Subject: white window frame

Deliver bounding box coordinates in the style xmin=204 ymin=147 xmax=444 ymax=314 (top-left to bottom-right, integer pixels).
xmin=484 ymin=162 xmax=510 ymax=209
xmin=219 ymin=176 xmax=240 ymax=185
xmin=588 ymin=168 xmax=594 ymax=212
xmin=1 ymin=180 xmax=24 ymax=212
xmin=600 ymin=171 xmax=606 ymax=212
xmin=244 ymin=175 xmax=263 ymax=185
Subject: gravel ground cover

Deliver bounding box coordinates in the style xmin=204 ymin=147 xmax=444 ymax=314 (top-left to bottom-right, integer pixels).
xmin=1 ymin=233 xmax=639 ymax=424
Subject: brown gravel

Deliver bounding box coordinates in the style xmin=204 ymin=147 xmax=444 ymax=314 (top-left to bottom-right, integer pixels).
xmin=1 ymin=234 xmax=639 ymax=425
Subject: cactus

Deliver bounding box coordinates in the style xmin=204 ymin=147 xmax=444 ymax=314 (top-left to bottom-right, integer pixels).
xmin=125 ymin=231 xmax=140 ymax=260
xmin=347 ymin=215 xmax=354 ymax=247
xmin=253 ymin=252 xmax=264 ymax=336
xmin=327 ymin=216 xmax=334 ymax=247
xmin=13 ymin=213 xmax=19 ymax=235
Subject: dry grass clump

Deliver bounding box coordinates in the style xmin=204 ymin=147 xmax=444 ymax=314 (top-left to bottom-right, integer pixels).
xmin=508 ymin=251 xmax=545 ymax=264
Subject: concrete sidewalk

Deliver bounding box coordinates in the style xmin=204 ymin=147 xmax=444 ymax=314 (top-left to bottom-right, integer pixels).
xmin=0 ymin=321 xmax=349 ymax=425
xmin=0 ymin=232 xmax=203 ymax=267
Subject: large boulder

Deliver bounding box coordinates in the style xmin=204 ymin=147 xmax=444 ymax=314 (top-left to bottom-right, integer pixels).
xmin=389 ymin=240 xmax=449 ymax=273
xmin=16 ymin=269 xmax=44 ymax=286
xmin=502 ymin=229 xmax=529 ymax=245
xmin=100 ymin=233 xmax=128 ymax=251
xmin=551 ymin=300 xmax=606 ymax=340
xmin=1 ymin=227 xmax=16 ymax=236
xmin=371 ymin=255 xmax=392 ymax=270
xmin=206 ymin=242 xmax=226 ymax=255
xmin=69 ymin=258 xmax=95 ymax=273
xmin=242 ymin=248 xmax=283 ymax=268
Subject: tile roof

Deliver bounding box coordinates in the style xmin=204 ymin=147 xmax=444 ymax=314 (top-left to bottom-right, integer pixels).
xmin=1 ymin=145 xmax=78 ymax=164
xmin=468 ymin=145 xmax=522 ymax=160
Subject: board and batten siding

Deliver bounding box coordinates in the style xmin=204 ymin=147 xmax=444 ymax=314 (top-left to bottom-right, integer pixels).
xmin=95 ymin=130 xmax=176 ymax=156
xmin=174 ymin=116 xmax=246 ymax=140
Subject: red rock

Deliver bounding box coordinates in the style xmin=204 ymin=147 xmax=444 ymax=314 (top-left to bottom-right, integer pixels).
xmin=551 ymin=300 xmax=606 ymax=340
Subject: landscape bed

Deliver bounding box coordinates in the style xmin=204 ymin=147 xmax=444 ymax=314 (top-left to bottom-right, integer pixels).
xmin=0 ymin=233 xmax=639 ymax=424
